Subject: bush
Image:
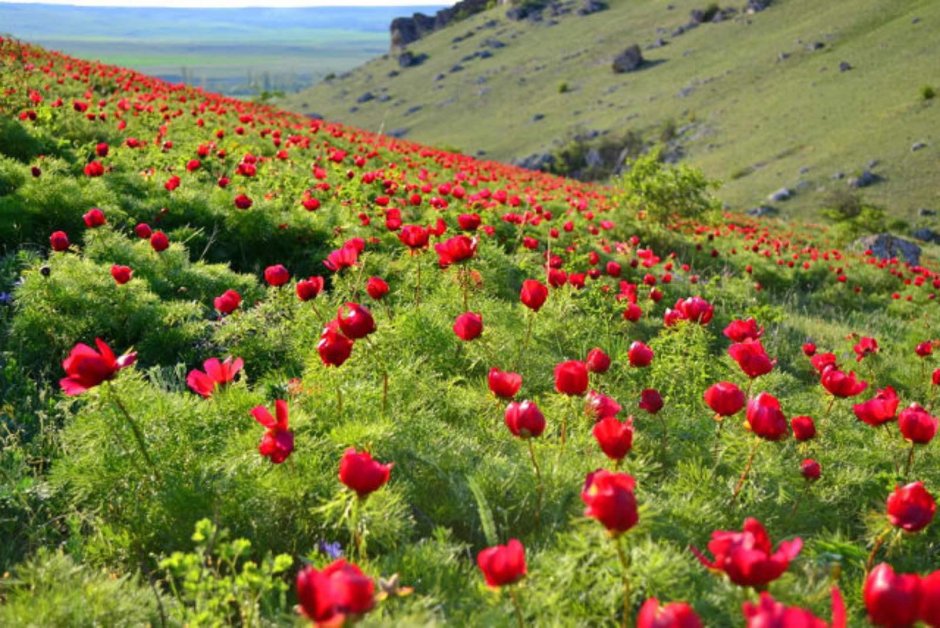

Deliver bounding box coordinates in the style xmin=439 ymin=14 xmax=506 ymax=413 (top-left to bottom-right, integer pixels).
xmin=617 ymin=147 xmax=721 ymax=225
xmin=921 ymin=84 xmax=936 ymax=100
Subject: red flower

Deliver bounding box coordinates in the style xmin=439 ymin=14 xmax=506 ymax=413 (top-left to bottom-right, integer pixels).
xmin=638 ymin=388 xmax=664 ymax=414
xmin=723 ymin=318 xmax=763 ymax=343
xmin=691 ymin=518 xmax=802 ymax=588
xmin=585 ymin=347 xmax=611 ymax=374
xmin=704 ymin=382 xmax=745 ymax=417
xmin=150 ymin=231 xmax=169 ymax=252
xmin=453 ymin=311 xmax=483 ymax=341
xmin=365 ymin=277 xmax=388 ymax=300
xmin=82 ymin=208 xmax=106 ymax=228
xmin=434 ymin=234 xmax=476 ymax=267
xmin=853 ymin=336 xmax=879 ymax=361
xmin=164 ymin=175 xmax=180 ymax=191
xmin=898 ymin=403 xmax=937 ymax=444
xmin=585 ymin=390 xmax=622 ymax=419
xmin=790 ymin=416 xmax=816 ymax=441
xmin=810 ymin=352 xmax=838 ymax=374
xmin=934 ymin=368 xmax=940 ymax=386
xmin=921 ymin=570 xmax=940 ymax=626
xmin=59 ymin=338 xmax=137 ymax=395
xmin=821 ymin=368 xmax=867 ymax=398
xmin=110 ymin=264 xmax=132 ymax=285
xmin=398 ymin=224 xmax=430 ymax=250
xmin=745 ymin=393 xmax=789 ymax=441
xmin=457 ymin=213 xmax=481 ymax=231
xmin=324 ymin=244 xmax=360 ymax=272
xmin=520 ymin=279 xmax=549 ymax=312
xmin=339 ymin=448 xmax=392 ymax=497
xmin=504 ymin=400 xmax=546 ymax=438
xmin=800 ymin=458 xmax=821 ymax=481
xmin=263 ymin=264 xmax=290 ymax=287
xmin=637 ymin=598 xmax=702 ymax=628
xmin=250 ymin=399 xmax=294 ymax=464
xmin=318 ymin=324 xmax=354 ymax=367
xmin=488 ymin=367 xmax=522 ymax=399
xmin=337 ymin=303 xmax=375 ymax=340
xmin=592 ymin=416 xmax=634 ymax=461
xmin=628 ymin=341 xmax=654 ymax=368
xmin=915 ymin=341 xmax=933 ymax=358
xmin=49 ymin=230 xmax=69 ymax=251
xmin=186 ymin=356 xmax=243 ymax=398
xmin=554 ymin=360 xmax=589 ymax=396
xmin=623 ymin=303 xmax=642 ymax=322
xmin=214 ymin=289 xmax=242 ymax=315
xmin=95 ymin=142 xmax=109 ymax=157
xmin=728 ymin=340 xmax=775 ymax=379
xmin=477 ymin=539 xmax=526 ymax=587
xmin=863 ymin=563 xmax=921 ymax=628
xmin=886 ymin=481 xmax=936 ymax=532
xmin=296 ymin=276 xmax=325 ymax=301
xmin=853 ymin=387 xmax=900 ymax=426
xmin=582 ymin=469 xmax=638 ymax=534
xmin=665 ymin=296 xmax=713 ymax=326
xmin=802 ymin=342 xmax=817 ymax=357
xmin=234 ymin=193 xmax=253 ymax=209
xmin=742 ymin=589 xmax=844 ymax=628
xmin=134 ymin=223 xmax=152 ymax=239
xmin=84 ymin=160 xmax=104 ymax=177
xmin=296 ymin=559 xmax=375 ymax=624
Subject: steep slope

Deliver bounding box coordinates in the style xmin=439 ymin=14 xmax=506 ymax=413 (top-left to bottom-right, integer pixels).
xmin=283 ymin=0 xmax=940 ymax=223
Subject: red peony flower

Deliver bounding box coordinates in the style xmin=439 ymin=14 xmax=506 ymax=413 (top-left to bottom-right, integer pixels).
xmin=723 ymin=318 xmax=763 ymax=343
xmin=233 ymin=193 xmax=253 ymax=209
xmin=898 ymin=403 xmax=937 ymax=444
xmin=110 ymin=264 xmax=132 ymax=285
xmin=60 ymin=338 xmax=137 ymax=395
xmin=581 ymin=469 xmax=638 ymax=535
xmin=821 ymin=367 xmax=867 ymax=398
xmin=639 ymin=388 xmax=664 ymax=414
xmin=886 ymin=482 xmax=936 ymax=532
xmin=477 ymin=539 xmax=526 ymax=587
xmin=365 ymin=277 xmax=389 ymax=300
xmin=83 ymin=207 xmax=106 ymax=228
xmin=250 ymin=399 xmax=294 ymax=463
xmin=585 ymin=347 xmax=611 ymax=374
xmin=800 ymin=458 xmax=821 ymax=481
xmin=150 ymin=231 xmax=169 ymax=252
xmin=214 ymin=289 xmax=242 ymax=315
xmin=637 ymin=598 xmax=702 ymax=628
xmin=592 ymin=415 xmax=634 ymax=461
xmin=338 ymin=448 xmax=392 ymax=497
xmin=296 ymin=276 xmax=325 ymax=301
xmin=554 ymin=360 xmax=589 ymax=396
xmin=703 ymin=381 xmax=745 ymax=417
xmin=691 ymin=518 xmax=802 ymax=588
xmin=628 ymin=341 xmax=654 ymax=368
xmin=863 ymin=563 xmax=921 ymax=628
xmin=790 ymin=416 xmax=816 ymax=441
xmin=853 ymin=336 xmax=879 ymax=361
xmin=728 ymin=340 xmax=775 ymax=379
xmin=520 ymin=279 xmax=549 ymax=312
xmin=488 ymin=367 xmax=522 ymax=399
xmin=434 ymin=234 xmax=476 ymax=267
xmin=853 ymin=387 xmax=900 ymax=426
xmin=49 ymin=230 xmax=69 ymax=251
xmin=187 ymin=356 xmax=243 ymax=398
xmin=453 ymin=311 xmax=483 ymax=341
xmin=264 ymin=264 xmax=290 ymax=287
xmin=337 ymin=303 xmax=375 ymax=340
xmin=296 ymin=559 xmax=375 ymax=624
xmin=504 ymin=400 xmax=546 ymax=438
xmin=745 ymin=392 xmax=789 ymax=441
xmin=318 ymin=323 xmax=354 ymax=367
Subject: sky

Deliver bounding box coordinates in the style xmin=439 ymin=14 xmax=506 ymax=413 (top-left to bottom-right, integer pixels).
xmin=0 ymin=0 xmax=445 ymax=6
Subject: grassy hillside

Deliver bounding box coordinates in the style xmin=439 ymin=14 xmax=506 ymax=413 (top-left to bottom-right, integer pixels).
xmin=2 ymin=37 xmax=940 ymax=626
xmin=283 ymin=0 xmax=940 ymax=223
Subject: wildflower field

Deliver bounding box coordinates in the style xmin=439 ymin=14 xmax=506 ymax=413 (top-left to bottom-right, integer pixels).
xmin=0 ymin=37 xmax=938 ymax=626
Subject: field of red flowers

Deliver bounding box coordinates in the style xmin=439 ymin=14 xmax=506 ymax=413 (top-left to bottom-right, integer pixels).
xmin=0 ymin=37 xmax=939 ymax=626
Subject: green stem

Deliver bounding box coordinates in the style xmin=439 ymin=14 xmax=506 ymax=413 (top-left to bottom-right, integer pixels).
xmin=904 ymin=442 xmax=916 ymax=479
xmin=865 ymin=527 xmax=891 ymax=573
xmin=109 ymin=385 xmax=159 ymax=477
xmin=614 ymin=536 xmax=632 ymax=628
xmin=731 ymin=439 xmax=760 ymax=504
xmin=515 ymin=313 xmax=534 ymax=371
xmin=352 ymin=495 xmax=366 ymax=562
xmin=527 ymin=439 xmax=543 ymax=530
xmin=414 ymin=253 xmax=422 ymax=307
xmin=508 ymin=586 xmax=525 ymax=628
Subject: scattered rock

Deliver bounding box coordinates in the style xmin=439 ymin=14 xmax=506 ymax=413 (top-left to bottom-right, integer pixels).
xmin=531 ymin=113 xmax=545 ymax=122
xmin=799 ymin=166 xmax=810 ymax=174
xmin=768 ymin=187 xmax=792 ymax=202
xmin=832 ymin=171 xmax=844 ymax=180
xmin=577 ymin=0 xmax=608 ymax=16
xmin=807 ymin=41 xmax=825 ymax=51
xmin=612 ymin=45 xmax=645 ymax=73
xmin=848 ymin=169 xmax=879 ymax=188
xmin=647 ymin=38 xmax=669 ymax=49
xmin=513 ymin=152 xmax=556 ymax=171
xmin=912 ymin=141 xmax=927 ymax=152
xmin=867 ymin=159 xmax=880 ymax=169
xmin=585 ymin=148 xmax=604 ymax=168
xmin=404 ymin=105 xmax=423 ymax=116
xmin=450 ymin=64 xmax=465 ymax=73
xmin=777 ymin=52 xmax=790 ymax=61
xmin=387 ymin=128 xmax=408 ymax=138
xmin=839 ymin=61 xmax=852 ymax=72
xmin=434 ymin=73 xmax=446 ymax=81
xmin=356 ymin=92 xmax=375 ymax=104
xmin=397 ymin=51 xmax=428 ymax=68
xmin=390 ymin=0 xmax=493 ymax=51
xmin=745 ymin=0 xmax=772 ymax=13
xmin=747 ymin=205 xmax=779 ymax=217
xmin=387 ymin=70 xmax=400 ymax=78
xmin=482 ymin=38 xmax=506 ymax=49
xmin=919 ymin=208 xmax=937 ymax=217
xmin=912 ymin=228 xmax=940 ymax=244
xmin=855 ymin=233 xmax=921 ymax=265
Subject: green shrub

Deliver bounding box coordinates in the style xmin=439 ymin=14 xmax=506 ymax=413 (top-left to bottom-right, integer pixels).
xmin=617 ymin=147 xmax=721 ymax=225
xmin=921 ymin=84 xmax=936 ymax=100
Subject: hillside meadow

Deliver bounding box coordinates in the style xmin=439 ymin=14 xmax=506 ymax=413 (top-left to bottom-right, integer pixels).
xmin=0 ymin=36 xmax=939 ymax=626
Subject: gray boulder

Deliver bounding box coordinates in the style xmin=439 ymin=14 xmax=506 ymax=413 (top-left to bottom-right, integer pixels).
xmin=747 ymin=205 xmax=779 ymax=217
xmin=612 ymin=45 xmax=645 ymax=73
xmin=855 ymin=233 xmax=921 ymax=265
xmin=848 ymin=169 xmax=879 ymax=188
xmin=913 ymin=228 xmax=940 ymax=244
xmin=768 ymin=187 xmax=792 ymax=202
xmin=398 ymin=51 xmax=428 ymax=68
xmin=577 ymin=0 xmax=608 ymax=15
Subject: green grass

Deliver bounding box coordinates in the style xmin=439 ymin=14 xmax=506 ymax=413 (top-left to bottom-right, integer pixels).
xmin=285 ymin=0 xmax=940 ymax=222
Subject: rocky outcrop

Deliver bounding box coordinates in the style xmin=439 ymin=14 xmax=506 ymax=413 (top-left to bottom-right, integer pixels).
xmin=612 ymin=45 xmax=644 ymax=73
xmin=390 ymin=0 xmax=510 ymax=51
xmin=855 ymin=233 xmax=921 ymax=265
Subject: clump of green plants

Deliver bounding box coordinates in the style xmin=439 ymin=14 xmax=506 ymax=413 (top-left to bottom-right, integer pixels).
xmin=617 ymin=147 xmax=721 ymax=225
xmin=921 ymin=84 xmax=936 ymax=101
